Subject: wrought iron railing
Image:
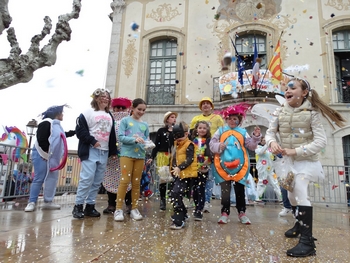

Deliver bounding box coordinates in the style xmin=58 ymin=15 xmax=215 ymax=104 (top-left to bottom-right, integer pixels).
xmin=146 ymin=84 xmax=176 ymax=105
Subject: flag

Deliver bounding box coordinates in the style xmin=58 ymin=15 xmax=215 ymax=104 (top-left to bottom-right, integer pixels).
xmin=253 ymin=36 xmax=258 ymax=65
xmin=268 ymin=40 xmax=282 ymax=81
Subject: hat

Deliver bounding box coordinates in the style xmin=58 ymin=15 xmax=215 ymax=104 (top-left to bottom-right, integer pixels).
xmin=163 ymin=111 xmax=178 ymax=124
xmin=199 ymin=97 xmax=214 ymax=109
xmin=111 ymin=97 xmax=132 ymax=108
xmin=41 ymin=104 xmax=69 ymax=119
xmin=221 ymin=102 xmax=251 ymax=120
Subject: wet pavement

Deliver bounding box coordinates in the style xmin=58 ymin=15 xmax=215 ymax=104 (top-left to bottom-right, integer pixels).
xmin=0 ymin=195 xmax=349 ymax=263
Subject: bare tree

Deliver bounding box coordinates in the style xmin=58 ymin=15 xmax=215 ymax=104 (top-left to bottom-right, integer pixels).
xmin=0 ymin=0 xmax=82 ymax=90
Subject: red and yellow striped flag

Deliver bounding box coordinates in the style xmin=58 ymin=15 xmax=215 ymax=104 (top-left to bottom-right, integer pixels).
xmin=268 ymin=40 xmax=282 ymax=81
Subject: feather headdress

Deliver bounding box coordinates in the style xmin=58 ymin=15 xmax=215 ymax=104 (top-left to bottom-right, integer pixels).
xmin=220 ymin=102 xmax=251 ymax=119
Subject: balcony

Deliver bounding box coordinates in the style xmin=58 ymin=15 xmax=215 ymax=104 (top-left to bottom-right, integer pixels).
xmin=146 ymin=84 xmax=176 ymax=105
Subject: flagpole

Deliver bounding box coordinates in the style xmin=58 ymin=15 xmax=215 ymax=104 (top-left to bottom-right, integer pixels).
xmin=257 ymin=31 xmax=284 ymax=92
xmin=229 ymin=35 xmax=252 ymax=87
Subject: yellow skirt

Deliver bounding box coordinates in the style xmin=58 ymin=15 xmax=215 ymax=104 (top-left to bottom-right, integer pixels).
xmin=156 ymin=152 xmax=171 ymax=170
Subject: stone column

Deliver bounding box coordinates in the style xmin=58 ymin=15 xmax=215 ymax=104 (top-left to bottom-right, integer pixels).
xmin=105 ymin=0 xmax=126 ymax=96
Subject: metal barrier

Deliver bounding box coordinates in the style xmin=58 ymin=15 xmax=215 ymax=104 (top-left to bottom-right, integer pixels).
xmin=1 ymin=143 xmax=349 ymax=207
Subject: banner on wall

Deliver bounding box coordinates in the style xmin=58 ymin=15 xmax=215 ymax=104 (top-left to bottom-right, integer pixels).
xmin=218 ymin=69 xmax=286 ymax=97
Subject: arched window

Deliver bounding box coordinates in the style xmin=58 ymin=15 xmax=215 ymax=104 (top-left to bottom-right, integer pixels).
xmin=333 ymin=30 xmax=350 ymax=103
xmin=235 ymin=34 xmax=267 ymax=70
xmin=147 ymin=39 xmax=177 ymax=105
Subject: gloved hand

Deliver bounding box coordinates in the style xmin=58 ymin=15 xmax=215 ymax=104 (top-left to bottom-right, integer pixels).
xmin=65 ymin=130 xmax=76 ymax=137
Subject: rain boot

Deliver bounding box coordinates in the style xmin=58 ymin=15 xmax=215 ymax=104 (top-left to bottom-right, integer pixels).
xmin=286 ymin=206 xmax=317 ymax=257
xmin=285 ymin=206 xmax=300 ymax=238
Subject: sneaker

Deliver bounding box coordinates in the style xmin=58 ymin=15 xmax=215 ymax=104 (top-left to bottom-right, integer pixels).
xmin=238 ymin=212 xmax=251 ymax=225
xmin=103 ymin=206 xmax=116 ymax=214
xmin=203 ymin=202 xmax=210 ymax=213
xmin=72 ymin=204 xmax=84 ymax=219
xmin=130 ymin=208 xmax=143 ymax=220
xmin=230 ymin=203 xmax=236 ymax=207
xmin=279 ymin=207 xmax=292 ymax=217
xmin=193 ymin=211 xmax=203 ymax=221
xmin=246 ymin=200 xmax=255 ymax=206
xmin=169 ymin=222 xmax=185 ymax=230
xmin=41 ymin=202 xmax=61 ymax=210
xmin=114 ymin=209 xmax=124 ymax=221
xmin=24 ymin=202 xmax=36 ymax=212
xmin=218 ymin=212 xmax=229 ymax=224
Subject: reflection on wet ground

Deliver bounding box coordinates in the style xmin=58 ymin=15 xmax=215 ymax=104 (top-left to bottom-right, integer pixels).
xmin=0 ymin=195 xmax=349 ymax=262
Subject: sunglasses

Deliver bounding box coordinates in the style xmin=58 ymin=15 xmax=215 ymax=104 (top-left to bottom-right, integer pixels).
xmin=93 ymin=88 xmax=111 ymax=96
xmin=114 ymin=106 xmax=126 ymax=110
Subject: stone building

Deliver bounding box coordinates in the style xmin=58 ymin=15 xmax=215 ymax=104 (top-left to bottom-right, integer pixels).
xmin=105 ymin=0 xmax=350 ymax=175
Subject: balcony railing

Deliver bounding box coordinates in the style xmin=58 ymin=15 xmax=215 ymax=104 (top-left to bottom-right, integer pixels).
xmin=146 ymin=84 xmax=176 ymax=105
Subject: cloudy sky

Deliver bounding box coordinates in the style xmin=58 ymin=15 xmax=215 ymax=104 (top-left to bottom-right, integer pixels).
xmin=0 ymin=0 xmax=113 ymax=150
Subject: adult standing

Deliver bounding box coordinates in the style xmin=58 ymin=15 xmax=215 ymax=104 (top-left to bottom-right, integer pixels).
xmin=72 ymin=89 xmax=117 ymax=219
xmin=190 ymin=97 xmax=224 ymax=212
xmin=25 ymin=104 xmax=73 ymax=212
xmin=150 ymin=111 xmax=177 ymax=210
xmin=102 ymin=97 xmax=133 ymax=214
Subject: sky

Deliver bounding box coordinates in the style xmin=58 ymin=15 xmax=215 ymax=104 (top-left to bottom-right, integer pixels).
xmin=0 ymin=0 xmax=113 ymax=150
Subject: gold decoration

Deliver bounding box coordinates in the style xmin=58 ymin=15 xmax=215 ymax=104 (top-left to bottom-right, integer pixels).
xmin=146 ymin=4 xmax=181 ymax=22
xmin=122 ymin=39 xmax=137 ymax=78
xmin=325 ymin=0 xmax=350 ymax=10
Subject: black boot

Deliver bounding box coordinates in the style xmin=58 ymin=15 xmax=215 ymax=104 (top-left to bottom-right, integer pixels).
xmin=72 ymin=204 xmax=84 ymax=219
xmin=84 ymin=204 xmax=101 ymax=217
xmin=285 ymin=206 xmax=300 ymax=238
xmin=160 ymin=198 xmax=166 ymax=211
xmin=287 ymin=206 xmax=316 ymax=257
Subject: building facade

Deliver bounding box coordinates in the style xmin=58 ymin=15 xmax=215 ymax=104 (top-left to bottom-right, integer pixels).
xmin=105 ymin=0 xmax=350 ymax=173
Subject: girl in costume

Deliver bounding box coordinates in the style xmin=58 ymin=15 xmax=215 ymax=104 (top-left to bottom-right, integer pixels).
xmin=149 ymin=111 xmax=177 ymax=210
xmin=191 ymin=121 xmax=212 ymax=221
xmin=73 ymin=89 xmax=118 ymax=219
xmin=255 ymin=136 xmax=282 ymax=203
xmin=114 ymin=98 xmax=150 ymax=222
xmin=102 ymin=97 xmax=133 ymax=214
xmin=25 ymin=104 xmax=73 ymax=212
xmin=209 ymin=103 xmax=261 ymax=225
xmin=266 ymin=78 xmax=346 ymax=257
xmin=190 ymin=97 xmax=224 ymax=212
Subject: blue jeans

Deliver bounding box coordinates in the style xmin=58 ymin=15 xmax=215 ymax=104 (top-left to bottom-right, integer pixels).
xmin=75 ymin=148 xmax=109 ymax=205
xmin=29 ymin=148 xmax=59 ymax=203
xmin=205 ymin=166 xmax=214 ymax=203
xmin=281 ymin=187 xmax=292 ymax=209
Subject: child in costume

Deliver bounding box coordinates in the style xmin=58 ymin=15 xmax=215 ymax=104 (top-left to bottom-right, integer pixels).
xmin=150 ymin=111 xmax=177 ymax=210
xmin=102 ymin=97 xmax=132 ymax=214
xmin=255 ymin=136 xmax=282 ymax=203
xmin=73 ymin=89 xmax=118 ymax=219
xmin=209 ymin=103 xmax=261 ymax=225
xmin=266 ymin=78 xmax=346 ymax=257
xmin=169 ymin=121 xmax=198 ymax=229
xmin=190 ymin=97 xmax=224 ymax=213
xmin=25 ymin=104 xmax=73 ymax=212
xmin=191 ymin=121 xmax=212 ymax=221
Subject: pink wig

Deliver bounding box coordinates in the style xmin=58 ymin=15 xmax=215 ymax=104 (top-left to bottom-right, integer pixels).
xmin=220 ymin=102 xmax=251 ymax=120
